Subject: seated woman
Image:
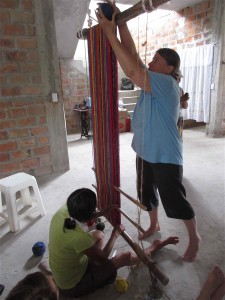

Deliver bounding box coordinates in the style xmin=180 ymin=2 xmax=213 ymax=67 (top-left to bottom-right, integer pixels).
xmin=48 ymin=188 xmax=179 ymax=298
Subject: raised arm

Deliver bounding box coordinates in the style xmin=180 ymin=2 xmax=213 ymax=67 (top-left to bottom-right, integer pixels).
xmin=83 ymin=224 xmax=125 ymax=263
xmin=96 ymin=2 xmax=151 ymax=93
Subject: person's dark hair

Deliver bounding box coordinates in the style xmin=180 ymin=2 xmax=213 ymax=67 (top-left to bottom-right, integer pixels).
xmin=156 ymin=48 xmax=180 ymax=79
xmin=5 ymin=272 xmax=58 ymax=300
xmin=67 ymin=188 xmax=97 ymax=222
xmin=63 ymin=217 xmax=76 ymax=231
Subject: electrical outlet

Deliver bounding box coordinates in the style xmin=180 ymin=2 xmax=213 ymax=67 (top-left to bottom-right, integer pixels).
xmin=52 ymin=93 xmax=58 ymax=102
xmin=210 ymin=83 xmax=215 ymax=90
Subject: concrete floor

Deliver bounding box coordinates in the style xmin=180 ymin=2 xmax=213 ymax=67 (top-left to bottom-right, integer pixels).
xmin=1 ymin=126 xmax=225 ymax=300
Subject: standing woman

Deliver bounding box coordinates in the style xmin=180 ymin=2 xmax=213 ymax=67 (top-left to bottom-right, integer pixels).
xmin=96 ymin=1 xmax=200 ymax=262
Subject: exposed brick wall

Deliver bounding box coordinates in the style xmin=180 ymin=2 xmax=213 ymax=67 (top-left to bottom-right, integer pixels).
xmin=0 ymin=0 xmax=52 ymax=178
xmin=60 ymin=59 xmax=89 ymax=134
xmin=130 ymin=0 xmax=215 ymax=60
xmin=127 ymin=0 xmax=215 ymax=128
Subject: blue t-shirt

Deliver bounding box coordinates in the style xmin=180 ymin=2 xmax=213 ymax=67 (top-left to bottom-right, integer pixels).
xmin=131 ymin=71 xmax=183 ymax=165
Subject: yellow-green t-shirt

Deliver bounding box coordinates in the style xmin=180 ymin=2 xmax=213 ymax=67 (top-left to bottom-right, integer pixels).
xmin=49 ymin=204 xmax=95 ymax=289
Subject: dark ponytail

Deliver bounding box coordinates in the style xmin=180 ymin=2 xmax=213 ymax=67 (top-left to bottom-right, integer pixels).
xmin=63 ymin=218 xmax=76 ymax=231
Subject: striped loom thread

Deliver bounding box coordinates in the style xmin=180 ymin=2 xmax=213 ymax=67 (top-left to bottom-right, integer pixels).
xmin=87 ymin=25 xmax=121 ymax=226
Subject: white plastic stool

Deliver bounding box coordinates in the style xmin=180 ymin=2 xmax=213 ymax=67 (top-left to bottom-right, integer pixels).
xmin=0 ymin=172 xmax=46 ymax=232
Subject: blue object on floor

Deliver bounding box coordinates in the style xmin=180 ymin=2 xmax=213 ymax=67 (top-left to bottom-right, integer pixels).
xmin=32 ymin=241 xmax=46 ymax=256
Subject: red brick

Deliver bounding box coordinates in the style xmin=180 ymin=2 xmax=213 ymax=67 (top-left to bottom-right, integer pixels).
xmin=0 ymin=119 xmax=16 ymax=129
xmin=22 ymin=0 xmax=33 ymax=11
xmin=194 ymin=34 xmax=202 ymax=40
xmin=23 ymin=86 xmax=41 ymax=95
xmin=20 ymin=63 xmax=39 ymax=73
xmin=0 ymin=131 xmax=8 ymax=140
xmin=9 ymin=129 xmax=29 ymax=138
xmin=0 ymin=63 xmax=18 ymax=73
xmin=27 ymin=105 xmax=45 ymax=115
xmin=0 ymin=141 xmax=18 ymax=152
xmin=8 ymin=107 xmax=26 ymax=118
xmin=0 ymin=75 xmax=7 ymax=85
xmin=11 ymin=11 xmax=34 ymax=23
xmin=11 ymin=74 xmax=28 ymax=84
xmin=33 ymin=146 xmax=50 ymax=156
xmin=3 ymin=24 xmax=25 ymax=36
xmin=38 ymin=136 xmax=49 ymax=145
xmin=14 ymin=98 xmax=33 ymax=107
xmin=0 ymin=152 xmax=10 ymax=162
xmin=19 ymin=137 xmax=36 ymax=148
xmin=6 ymin=51 xmax=26 ymax=61
xmin=11 ymin=150 xmax=30 ymax=160
xmin=39 ymin=115 xmax=47 ymax=125
xmin=31 ymin=126 xmax=48 ymax=136
xmin=17 ymin=38 xmax=37 ymax=49
xmin=1 ymin=87 xmax=21 ymax=96
xmin=0 ymin=111 xmax=7 ymax=119
xmin=0 ymin=11 xmax=10 ymax=22
xmin=0 ymin=39 xmax=14 ymax=48
xmin=0 ymin=162 xmax=20 ymax=173
xmin=17 ymin=117 xmax=36 ymax=127
xmin=22 ymin=158 xmax=39 ymax=169
xmin=0 ymin=0 xmax=19 ymax=9
xmin=197 ymin=41 xmax=204 ymax=46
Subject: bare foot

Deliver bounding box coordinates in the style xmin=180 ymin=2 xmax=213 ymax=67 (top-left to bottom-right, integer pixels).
xmin=112 ymin=251 xmax=133 ymax=269
xmin=146 ymin=236 xmax=179 ymax=256
xmin=138 ymin=223 xmax=160 ymax=240
xmin=197 ymin=266 xmax=225 ymax=300
xmin=211 ymin=281 xmax=225 ymax=300
xmin=38 ymin=260 xmax=52 ymax=276
xmin=182 ymin=234 xmax=201 ymax=262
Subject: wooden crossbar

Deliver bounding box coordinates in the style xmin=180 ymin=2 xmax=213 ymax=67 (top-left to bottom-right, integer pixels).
xmin=77 ymin=0 xmax=170 ymax=40
xmin=92 ymin=183 xmax=169 ymax=286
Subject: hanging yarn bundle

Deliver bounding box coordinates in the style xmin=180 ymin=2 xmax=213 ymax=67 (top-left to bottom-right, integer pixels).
xmin=87 ymin=23 xmax=121 ymax=226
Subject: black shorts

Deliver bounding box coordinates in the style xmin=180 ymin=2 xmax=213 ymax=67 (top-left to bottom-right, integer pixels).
xmin=136 ymin=156 xmax=195 ymax=220
xmin=59 ymin=259 xmax=117 ymax=298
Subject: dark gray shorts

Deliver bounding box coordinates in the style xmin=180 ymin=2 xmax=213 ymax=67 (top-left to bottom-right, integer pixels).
xmin=136 ymin=156 xmax=195 ymax=220
xmin=59 ymin=259 xmax=117 ymax=298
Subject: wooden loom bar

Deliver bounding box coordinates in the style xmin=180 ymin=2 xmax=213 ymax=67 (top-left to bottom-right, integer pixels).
xmin=116 ymin=207 xmax=145 ymax=233
xmin=92 ymin=169 xmax=146 ymax=210
xmin=114 ymin=186 xmax=147 ymax=210
xmin=77 ymin=0 xmax=170 ymax=40
xmin=121 ymin=231 xmax=169 ymax=286
xmin=92 ymin=184 xmax=168 ymax=285
xmin=116 ymin=0 xmax=170 ymax=26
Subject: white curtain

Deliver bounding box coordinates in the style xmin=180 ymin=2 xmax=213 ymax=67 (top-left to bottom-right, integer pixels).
xmin=177 ymin=44 xmax=214 ymax=123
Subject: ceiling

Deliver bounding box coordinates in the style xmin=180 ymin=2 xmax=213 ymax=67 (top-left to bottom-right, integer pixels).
xmin=52 ymin=0 xmax=204 ymax=58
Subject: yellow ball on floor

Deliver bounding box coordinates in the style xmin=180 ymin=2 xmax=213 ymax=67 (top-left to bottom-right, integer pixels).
xmin=115 ymin=276 xmax=129 ymax=293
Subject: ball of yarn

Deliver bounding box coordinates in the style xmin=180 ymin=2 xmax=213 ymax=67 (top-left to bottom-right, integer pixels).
xmin=115 ymin=276 xmax=129 ymax=293
xmin=96 ymin=221 xmax=105 ymax=231
xmin=98 ymin=3 xmax=113 ymax=20
xmin=32 ymin=241 xmax=46 ymax=256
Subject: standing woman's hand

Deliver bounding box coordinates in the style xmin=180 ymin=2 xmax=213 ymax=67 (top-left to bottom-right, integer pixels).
xmin=95 ymin=2 xmax=118 ymax=37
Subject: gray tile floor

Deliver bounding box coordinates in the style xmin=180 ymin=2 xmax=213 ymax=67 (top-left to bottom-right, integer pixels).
xmin=1 ymin=126 xmax=225 ymax=299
